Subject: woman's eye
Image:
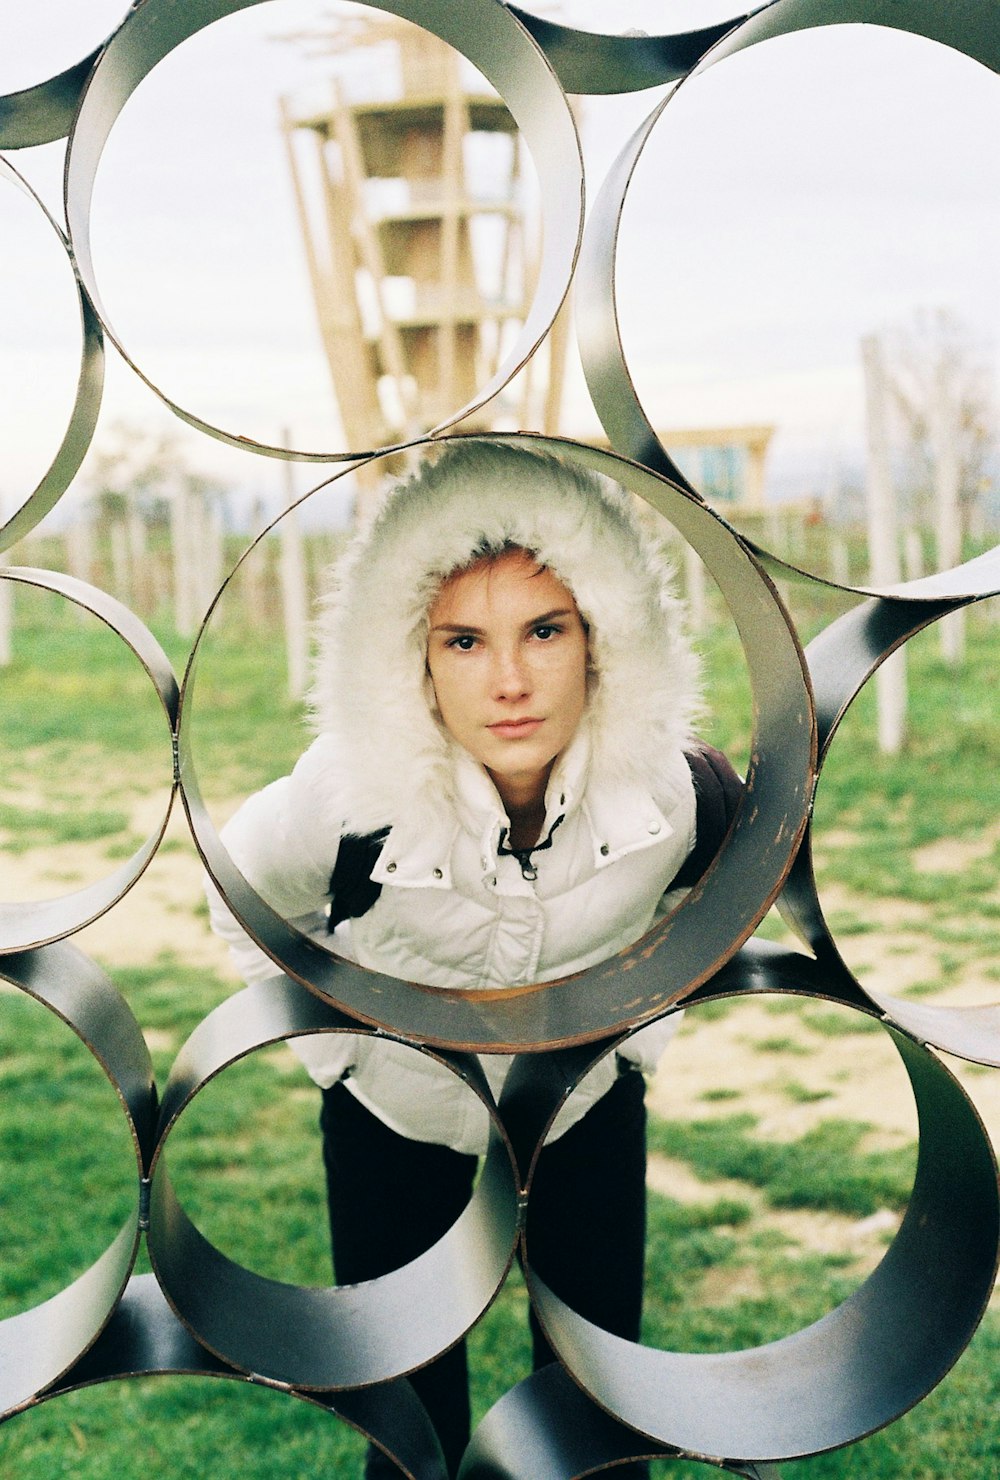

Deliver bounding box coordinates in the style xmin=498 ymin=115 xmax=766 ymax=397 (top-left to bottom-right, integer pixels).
xmin=447 ymin=634 xmax=477 ymax=651
xmin=532 ymin=624 xmax=560 ymax=641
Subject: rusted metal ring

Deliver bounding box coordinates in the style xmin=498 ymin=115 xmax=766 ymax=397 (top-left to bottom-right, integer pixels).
xmin=178 ymin=432 xmax=815 ymax=1052
xmin=0 ymin=568 xmax=177 ymax=952
xmin=506 ymin=5 xmax=746 ymax=94
xmin=0 ymin=942 xmax=154 ymax=1418
xmin=146 ymin=975 xmax=520 ymax=1390
xmin=576 ymin=0 xmax=1000 ymax=500
xmin=517 ymin=945 xmax=1000 ymax=1465
xmin=63 ymin=0 xmax=583 ymax=464
xmin=0 ymin=157 xmax=104 ymax=553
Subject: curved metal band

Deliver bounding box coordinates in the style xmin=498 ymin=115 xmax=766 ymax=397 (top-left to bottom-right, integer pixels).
xmin=0 ymin=568 xmax=178 ymax=952
xmin=520 ymin=946 xmax=1000 ymax=1464
xmin=749 ymin=530 xmax=1000 ymax=605
xmin=459 ymin=1362 xmax=780 ymax=1479
xmin=177 ymin=432 xmax=815 ymax=1051
xmin=0 ymin=44 xmax=108 ymax=150
xmin=32 ymin=1275 xmax=448 ymax=1480
xmin=63 ymin=0 xmax=583 ymax=463
xmin=146 ymin=976 xmax=520 ymax=1390
xmin=774 ymin=583 xmax=1000 ymax=1064
xmin=506 ymin=5 xmax=746 ymax=94
xmin=0 ymin=943 xmax=154 ymax=1418
xmin=577 ymin=0 xmax=1000 ymax=506
xmin=0 ymin=158 xmax=104 ymax=552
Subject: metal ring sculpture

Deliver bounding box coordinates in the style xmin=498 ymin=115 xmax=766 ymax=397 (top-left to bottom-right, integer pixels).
xmin=2 ymin=1 xmax=1000 ymax=1476
xmin=0 ymin=160 xmax=104 ymax=552
xmin=64 ymin=0 xmax=584 ymax=463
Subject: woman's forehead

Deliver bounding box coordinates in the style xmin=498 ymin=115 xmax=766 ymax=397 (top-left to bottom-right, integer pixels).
xmin=430 ymin=549 xmax=576 ymax=622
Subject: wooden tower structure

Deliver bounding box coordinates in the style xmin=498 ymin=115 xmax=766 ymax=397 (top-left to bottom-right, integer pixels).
xmin=280 ymin=13 xmax=567 ymax=498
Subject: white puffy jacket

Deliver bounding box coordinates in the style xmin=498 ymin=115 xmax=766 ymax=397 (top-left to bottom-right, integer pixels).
xmin=208 ymin=440 xmax=703 ymax=1155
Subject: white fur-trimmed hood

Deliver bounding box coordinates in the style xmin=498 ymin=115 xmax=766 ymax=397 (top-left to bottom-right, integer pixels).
xmin=309 ymin=439 xmax=701 ymax=836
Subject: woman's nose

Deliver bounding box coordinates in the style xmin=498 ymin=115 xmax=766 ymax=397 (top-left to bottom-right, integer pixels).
xmin=492 ymin=647 xmax=530 ymax=700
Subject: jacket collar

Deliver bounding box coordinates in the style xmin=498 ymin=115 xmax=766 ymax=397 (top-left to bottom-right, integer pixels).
xmin=370 ymin=727 xmax=691 ymax=890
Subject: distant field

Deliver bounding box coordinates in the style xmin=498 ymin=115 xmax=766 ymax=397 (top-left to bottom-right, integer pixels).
xmin=0 ymin=581 xmax=998 ymax=1476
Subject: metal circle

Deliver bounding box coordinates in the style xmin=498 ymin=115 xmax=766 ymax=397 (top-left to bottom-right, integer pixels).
xmin=0 ymin=157 xmax=104 ymax=553
xmin=0 ymin=942 xmax=154 ymax=1419
xmin=520 ymin=954 xmax=1000 ymax=1463
xmin=0 ymin=6 xmax=129 ymax=149
xmin=178 ymin=432 xmax=814 ymax=1051
xmin=63 ymin=0 xmax=583 ymax=463
xmin=146 ymin=976 xmax=520 ymax=1390
xmin=459 ymin=1362 xmax=781 ymax=1478
xmin=506 ymin=4 xmax=745 ymax=94
xmin=779 ymin=595 xmax=1000 ymax=1067
xmin=746 ymin=521 xmax=1000 ymax=604
xmin=0 ymin=569 xmax=177 ymax=952
xmin=576 ymin=0 xmax=1000 ymax=506
xmin=17 ymin=1273 xmax=448 ymax=1479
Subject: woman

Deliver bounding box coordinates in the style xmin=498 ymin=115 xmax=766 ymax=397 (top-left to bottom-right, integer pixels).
xmin=208 ymin=440 xmax=739 ymax=1477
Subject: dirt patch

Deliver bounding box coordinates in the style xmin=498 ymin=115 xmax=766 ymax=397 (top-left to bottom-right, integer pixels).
xmin=646 ymin=1153 xmax=900 ymax=1294
xmin=912 ymin=819 xmax=1000 ymax=875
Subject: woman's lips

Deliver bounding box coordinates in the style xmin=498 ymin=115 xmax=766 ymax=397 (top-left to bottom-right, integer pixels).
xmin=488 ymin=717 xmax=543 ymax=739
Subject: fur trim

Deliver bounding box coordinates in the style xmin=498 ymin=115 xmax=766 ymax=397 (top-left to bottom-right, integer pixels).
xmin=309 ymin=440 xmax=701 ymax=834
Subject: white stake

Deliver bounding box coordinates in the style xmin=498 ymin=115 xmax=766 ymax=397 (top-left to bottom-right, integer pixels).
xmin=862 ymin=334 xmax=907 ymax=755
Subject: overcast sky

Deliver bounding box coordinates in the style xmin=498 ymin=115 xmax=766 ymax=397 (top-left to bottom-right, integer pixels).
xmin=3 ymin=0 xmax=1000 ymax=524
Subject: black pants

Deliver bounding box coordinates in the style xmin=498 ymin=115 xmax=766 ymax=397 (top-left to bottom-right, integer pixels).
xmin=320 ymin=1068 xmax=648 ymax=1478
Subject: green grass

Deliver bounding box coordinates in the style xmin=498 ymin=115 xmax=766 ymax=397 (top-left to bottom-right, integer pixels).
xmin=0 ymin=991 xmax=139 ymax=1314
xmin=647 ymin=1114 xmax=917 ymax=1219
xmin=0 ymin=590 xmax=305 ymax=804
xmin=751 ymin=1035 xmax=813 ymax=1055
xmin=801 ymin=1009 xmax=881 ymax=1037
xmin=776 ymin=1080 xmax=833 ymax=1105
xmin=0 ymin=801 xmax=131 ymax=851
xmin=0 ymin=1379 xmax=371 ymax=1477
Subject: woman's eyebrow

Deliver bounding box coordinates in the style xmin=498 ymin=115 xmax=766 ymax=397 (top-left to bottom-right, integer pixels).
xmin=525 ymin=607 xmax=575 ymax=626
xmin=430 ymin=607 xmax=576 ymax=636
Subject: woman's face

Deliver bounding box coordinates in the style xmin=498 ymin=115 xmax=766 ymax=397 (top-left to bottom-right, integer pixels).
xmin=426 ymin=548 xmax=589 ymax=810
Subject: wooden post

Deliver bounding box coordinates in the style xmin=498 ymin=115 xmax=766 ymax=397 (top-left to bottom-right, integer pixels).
xmin=280 ymin=436 xmax=310 ymax=702
xmin=861 ymin=334 xmax=906 ymax=754
xmin=195 ymin=497 xmax=224 ymax=619
xmin=903 ymin=527 xmax=924 ymax=582
xmin=171 ymin=484 xmax=198 ymax=637
xmin=66 ymin=504 xmax=95 ymax=586
xmin=0 ymin=545 xmax=11 ymax=667
xmin=242 ymin=497 xmax=270 ymax=630
xmin=127 ymin=500 xmax=152 ymax=616
xmin=829 ymin=533 xmax=849 ymax=587
xmin=110 ymin=518 xmax=131 ymax=604
xmin=930 ymin=357 xmax=966 ymax=664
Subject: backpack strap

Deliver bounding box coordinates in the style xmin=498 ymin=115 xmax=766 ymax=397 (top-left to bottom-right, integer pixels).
xmin=327 ymin=828 xmax=389 ymax=932
xmin=669 ymin=742 xmax=745 ymax=890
